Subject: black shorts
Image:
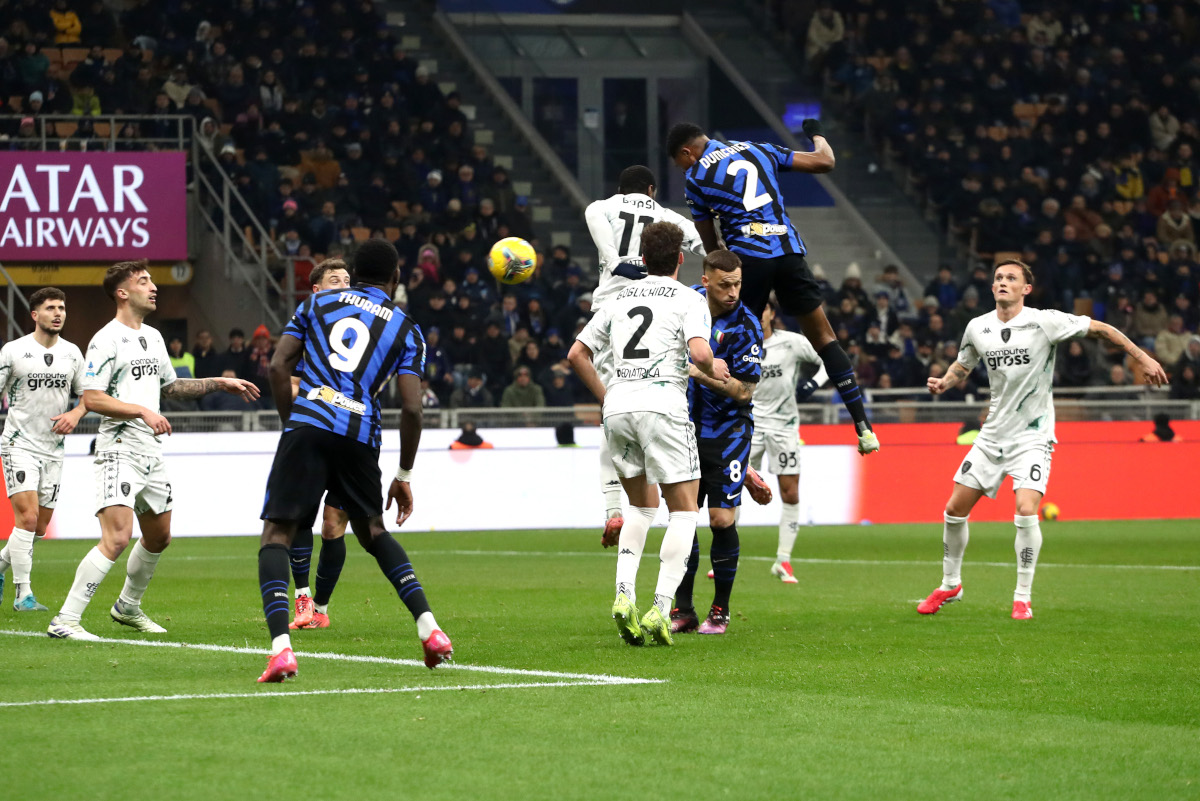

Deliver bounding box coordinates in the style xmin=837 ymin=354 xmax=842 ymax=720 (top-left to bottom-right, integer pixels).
xmin=297 ymin=491 xmax=346 ymax=531
xmin=695 ymin=421 xmax=753 ymax=510
xmin=736 ymin=253 xmax=824 ymax=318
xmin=261 ymin=426 xmax=383 ymax=525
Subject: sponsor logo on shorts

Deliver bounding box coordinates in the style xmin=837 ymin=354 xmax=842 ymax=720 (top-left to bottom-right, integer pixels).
xmin=961 ymin=461 xmax=972 ymax=474
xmin=14 ymin=470 xmax=25 ymax=484
xmin=120 ymin=482 xmax=131 ymax=497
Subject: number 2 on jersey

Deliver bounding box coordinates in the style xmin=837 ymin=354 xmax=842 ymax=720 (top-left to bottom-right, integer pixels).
xmin=728 ymin=160 xmax=771 ymax=211
xmin=329 ymin=317 xmax=371 ymax=372
xmin=618 ymin=212 xmax=655 ymax=257
xmin=622 ymin=306 xmax=653 ymax=359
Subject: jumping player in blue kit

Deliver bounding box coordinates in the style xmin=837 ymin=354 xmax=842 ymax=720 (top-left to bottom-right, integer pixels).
xmin=254 ymin=239 xmax=452 ymax=682
xmin=667 ymin=119 xmax=880 ymax=456
xmin=670 ymin=250 xmax=764 ymax=636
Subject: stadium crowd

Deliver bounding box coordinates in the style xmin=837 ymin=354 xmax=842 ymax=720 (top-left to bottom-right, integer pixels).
xmin=783 ymin=0 xmax=1200 ymax=398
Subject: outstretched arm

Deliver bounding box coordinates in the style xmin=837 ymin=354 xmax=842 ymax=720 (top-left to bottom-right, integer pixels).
xmin=1086 ymin=320 xmax=1168 ymax=386
xmin=162 ymin=376 xmax=260 ymax=401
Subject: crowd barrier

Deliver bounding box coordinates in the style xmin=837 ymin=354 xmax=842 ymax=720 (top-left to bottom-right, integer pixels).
xmin=1 ymin=421 xmax=1195 ymax=539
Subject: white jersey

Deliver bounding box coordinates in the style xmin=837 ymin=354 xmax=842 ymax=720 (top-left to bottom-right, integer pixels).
xmin=0 ymin=334 xmax=86 ymax=459
xmin=82 ymin=319 xmax=177 ymax=456
xmin=754 ymin=330 xmax=826 ymax=431
xmin=957 ymin=306 xmax=1090 ymax=449
xmin=577 ymin=275 xmax=711 ymax=421
xmin=585 ymin=192 xmax=706 ymax=309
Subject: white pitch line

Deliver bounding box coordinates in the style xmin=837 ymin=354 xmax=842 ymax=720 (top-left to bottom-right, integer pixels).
xmin=0 ymin=630 xmax=664 ymax=685
xmin=31 ymin=549 xmax=1200 ymax=572
xmin=0 ymin=681 xmax=632 ymax=709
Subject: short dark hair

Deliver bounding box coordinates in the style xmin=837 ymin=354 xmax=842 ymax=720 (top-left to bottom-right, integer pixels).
xmin=666 ymin=122 xmax=705 ymax=157
xmin=309 ymin=258 xmax=349 ymax=288
xmin=995 ymin=258 xmax=1034 ymax=285
xmin=29 ymin=286 xmax=65 ymax=310
xmin=641 ymin=221 xmax=685 ymax=276
xmin=703 ymin=250 xmax=742 ymax=274
xmin=353 ymin=238 xmax=400 ymax=285
xmin=618 ymin=165 xmax=655 ymax=195
xmin=102 ymin=259 xmax=149 ymax=300
xmin=229 ymin=327 xmax=245 ymax=339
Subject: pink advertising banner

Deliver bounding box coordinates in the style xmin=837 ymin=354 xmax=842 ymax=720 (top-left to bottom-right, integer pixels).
xmin=0 ymin=152 xmax=187 ymax=261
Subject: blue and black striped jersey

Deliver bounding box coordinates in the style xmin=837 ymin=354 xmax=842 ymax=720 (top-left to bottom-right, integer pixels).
xmin=683 ymin=139 xmax=807 ymax=259
xmin=282 ymin=285 xmax=425 ymax=448
xmin=688 ymin=286 xmax=764 ymax=438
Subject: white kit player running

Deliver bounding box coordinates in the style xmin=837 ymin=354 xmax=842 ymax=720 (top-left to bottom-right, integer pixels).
xmin=568 ymin=221 xmax=729 ymax=647
xmin=0 ymin=288 xmax=88 ymax=611
xmin=920 ymin=259 xmax=1168 ymax=620
xmin=749 ymin=299 xmax=827 ymax=584
xmin=584 ymin=165 xmax=706 ymax=547
xmin=49 ymin=261 xmax=259 ymax=641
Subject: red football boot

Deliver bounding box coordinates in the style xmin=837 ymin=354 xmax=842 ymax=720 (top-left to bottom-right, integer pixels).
xmin=917 ymin=584 xmax=963 ymax=615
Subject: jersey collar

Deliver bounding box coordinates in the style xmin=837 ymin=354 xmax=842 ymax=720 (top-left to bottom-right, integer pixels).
xmin=355 ymin=284 xmax=391 ymax=303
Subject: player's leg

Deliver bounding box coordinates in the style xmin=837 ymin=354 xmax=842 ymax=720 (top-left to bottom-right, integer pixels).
xmin=307 ymin=502 xmax=349 ymax=628
xmin=288 ymin=523 xmax=314 ymax=623
xmin=109 ymin=508 xmax=172 ymax=633
xmin=604 ymin=414 xmax=656 ymax=645
xmin=1009 ymin=444 xmax=1051 ymax=619
xmin=766 ymin=429 xmax=802 ymax=582
xmin=642 ymin=477 xmax=701 ymax=646
xmin=697 ymin=430 xmax=750 ymax=634
xmin=50 ymin=453 xmax=142 ymax=640
xmin=1 ymin=489 xmax=43 ymax=610
xmin=918 ymin=477 xmax=987 ymax=615
xmin=773 ymin=255 xmax=877 ymax=452
xmin=595 ymin=344 xmax=625 ymax=545
xmin=259 ymin=519 xmax=301 ymax=682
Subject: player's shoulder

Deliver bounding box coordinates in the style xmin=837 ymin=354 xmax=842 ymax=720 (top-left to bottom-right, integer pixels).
xmin=965 ymin=310 xmax=998 ymax=333
xmin=736 ymin=303 xmax=764 ymax=337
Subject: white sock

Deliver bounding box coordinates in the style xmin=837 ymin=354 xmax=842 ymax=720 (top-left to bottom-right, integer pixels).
xmin=314 ymin=602 xmax=328 ymax=614
xmin=0 ymin=541 xmax=10 ymax=574
xmin=941 ymin=513 xmax=969 ymax=589
xmin=654 ymin=511 xmax=698 ymax=614
xmin=271 ymin=633 xmax=291 ymax=655
xmin=416 ymin=610 xmax=439 ymax=641
xmin=59 ymin=546 xmax=115 ymax=622
xmin=615 ymin=506 xmax=655 ymax=603
xmin=8 ymin=528 xmax=36 ymax=598
xmin=117 ymin=540 xmax=162 ymax=610
xmin=776 ymin=503 xmax=800 ymax=563
xmin=1014 ymin=515 xmax=1042 ymax=603
xmin=296 ymin=586 xmax=311 ymax=598
xmin=599 ymin=436 xmax=623 ymax=518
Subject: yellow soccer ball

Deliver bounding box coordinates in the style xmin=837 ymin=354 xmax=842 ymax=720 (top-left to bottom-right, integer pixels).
xmin=487 ymin=236 xmax=537 ymax=285
xmin=1039 ymin=502 xmax=1060 ymax=521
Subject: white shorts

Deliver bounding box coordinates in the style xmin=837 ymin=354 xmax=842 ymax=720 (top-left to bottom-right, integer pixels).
xmin=750 ymin=427 xmax=801 ymax=476
xmin=595 ymin=341 xmax=615 ymax=386
xmin=954 ymin=439 xmax=1053 ymax=499
xmin=95 ymin=451 xmax=173 ymax=516
xmin=603 ymin=411 xmax=699 ymax=486
xmin=2 ymin=448 xmax=63 ymax=508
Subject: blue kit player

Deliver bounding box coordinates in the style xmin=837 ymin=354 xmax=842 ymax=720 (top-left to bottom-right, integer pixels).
xmin=666 ymin=119 xmax=880 ymax=456
xmin=671 ymin=250 xmax=763 ymax=636
xmin=255 ymin=239 xmax=452 ymax=682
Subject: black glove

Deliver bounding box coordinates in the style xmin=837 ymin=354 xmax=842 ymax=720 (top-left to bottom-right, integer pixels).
xmin=612 ymin=260 xmax=648 ymax=281
xmin=802 ymin=118 xmax=824 ymax=140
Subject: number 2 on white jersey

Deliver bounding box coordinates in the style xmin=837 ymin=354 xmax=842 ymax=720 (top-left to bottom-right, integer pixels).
xmin=329 ymin=317 xmax=370 ymax=372
xmin=728 ymin=159 xmax=771 ymax=211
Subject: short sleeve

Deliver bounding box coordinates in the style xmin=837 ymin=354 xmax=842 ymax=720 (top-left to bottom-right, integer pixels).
xmin=81 ymin=331 xmax=116 ymax=392
xmin=1038 ymin=309 xmax=1091 ymax=344
xmin=681 ymin=294 xmax=712 ymax=343
xmin=956 ymin=325 xmax=981 ymax=372
xmin=394 ymin=322 xmax=426 ymax=378
xmin=683 ymin=173 xmax=712 ymax=222
xmin=577 ymin=307 xmax=611 ymax=354
xmin=761 ymin=141 xmax=794 ymax=170
xmin=729 ymin=319 xmax=764 ymax=383
xmin=70 ymin=345 xmax=88 ymax=395
xmin=0 ymin=346 xmax=12 ymax=398
xmin=159 ymin=338 xmax=178 ymax=388
xmin=282 ymin=298 xmax=313 ymax=342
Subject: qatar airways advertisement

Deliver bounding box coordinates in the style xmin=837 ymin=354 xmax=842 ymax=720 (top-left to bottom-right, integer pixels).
xmin=0 ymin=152 xmax=187 ymax=261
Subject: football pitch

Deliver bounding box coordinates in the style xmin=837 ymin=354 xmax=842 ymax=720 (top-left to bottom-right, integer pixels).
xmin=5 ymin=521 xmax=1198 ymax=801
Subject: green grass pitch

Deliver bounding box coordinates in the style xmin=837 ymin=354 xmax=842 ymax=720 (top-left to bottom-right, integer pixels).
xmin=4 ymin=521 xmax=1198 ymax=801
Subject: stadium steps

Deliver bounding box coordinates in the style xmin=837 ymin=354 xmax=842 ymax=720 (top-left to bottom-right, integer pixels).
xmin=688 ymin=8 xmax=943 ymax=282
xmin=389 ymin=3 xmax=595 ymax=268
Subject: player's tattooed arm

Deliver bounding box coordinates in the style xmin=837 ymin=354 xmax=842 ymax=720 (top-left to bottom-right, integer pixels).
xmin=162 ymin=377 xmax=260 ymax=401
xmin=1086 ymin=320 xmax=1169 ymax=386
xmin=688 ymin=365 xmax=755 ymax=403
xmin=928 ymin=361 xmax=971 ymax=395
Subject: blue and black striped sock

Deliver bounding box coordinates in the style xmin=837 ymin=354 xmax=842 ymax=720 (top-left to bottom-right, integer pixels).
xmin=710 ymin=524 xmax=740 ymax=610
xmin=818 ymin=341 xmax=872 ymax=433
xmin=289 ymin=527 xmax=314 ymax=591
xmin=672 ymin=535 xmax=702 ymax=611
xmin=258 ymin=544 xmax=292 ymax=641
xmin=371 ymin=533 xmax=432 ymax=620
xmin=313 ymin=537 xmax=346 ymax=607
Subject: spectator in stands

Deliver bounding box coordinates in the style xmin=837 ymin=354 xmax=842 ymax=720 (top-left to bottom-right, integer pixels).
xmin=500 ymin=366 xmax=545 ymax=408
xmin=247 ymin=325 xmax=274 ymax=406
xmin=1155 ymin=315 xmax=1192 ymax=372
xmin=50 ymin=0 xmax=81 ymax=44
xmin=1058 ymin=340 xmax=1095 ymax=387
xmin=222 ymin=327 xmax=251 ymax=379
xmin=1157 ymin=199 xmax=1195 ymax=248
xmin=1133 ymin=291 xmax=1169 ymax=348
xmin=167 ymin=336 xmax=196 ymax=380
xmin=449 ymin=370 xmax=493 ymax=409
xmin=192 ymin=330 xmax=221 ymax=379
xmin=542 ymin=367 xmax=574 ymax=407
